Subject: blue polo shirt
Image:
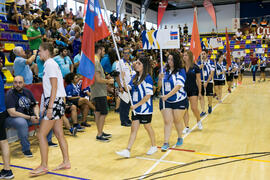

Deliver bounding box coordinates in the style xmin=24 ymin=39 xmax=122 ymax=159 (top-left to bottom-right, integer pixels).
xmin=101 ymin=54 xmax=112 ymax=74
xmin=0 ymin=74 xmax=6 ymax=112
xmin=13 ymin=56 xmax=33 ymax=84
xmin=53 ymin=55 xmax=73 ymax=78
xmin=36 ymin=56 xmax=44 ymax=79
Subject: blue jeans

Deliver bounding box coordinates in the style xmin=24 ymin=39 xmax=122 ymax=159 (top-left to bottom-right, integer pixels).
xmin=5 ymin=117 xmax=52 ymax=152
xmin=119 ymin=99 xmax=131 ymax=125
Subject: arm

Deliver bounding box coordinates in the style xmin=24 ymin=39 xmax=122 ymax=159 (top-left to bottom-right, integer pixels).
xmin=33 ymin=104 xmax=39 ymax=119
xmin=95 ymin=71 xmax=114 ymax=84
xmin=27 ymin=35 xmax=42 ymax=40
xmin=196 ymin=73 xmax=202 ymax=95
xmin=7 ymin=108 xmax=31 ymax=120
xmin=25 ymin=50 xmax=38 ymax=65
xmin=162 ymin=85 xmax=181 ymax=101
xmin=70 ymin=64 xmax=74 ymax=73
xmin=116 ymin=76 xmax=123 ymax=92
xmin=206 ymin=71 xmax=214 ymax=84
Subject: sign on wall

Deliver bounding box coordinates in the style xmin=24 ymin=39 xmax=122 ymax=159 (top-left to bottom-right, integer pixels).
xmin=142 ymin=29 xmax=180 ymax=49
xmin=232 ymin=18 xmax=240 ymax=32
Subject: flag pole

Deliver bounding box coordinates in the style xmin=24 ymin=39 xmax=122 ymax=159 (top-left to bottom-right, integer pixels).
xmin=159 ymin=48 xmax=165 ymax=109
xmin=101 ymin=0 xmax=136 ymax=114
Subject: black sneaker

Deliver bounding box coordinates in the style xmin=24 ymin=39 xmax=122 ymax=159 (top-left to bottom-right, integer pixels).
xmin=96 ymin=135 xmax=110 ymax=142
xmin=0 ymin=169 xmax=14 ymax=179
xmin=102 ymin=132 xmax=112 ymax=138
xmin=81 ymin=122 xmax=91 ymax=127
xmin=23 ymin=150 xmax=33 ymax=157
xmin=48 ymin=141 xmax=58 ymax=147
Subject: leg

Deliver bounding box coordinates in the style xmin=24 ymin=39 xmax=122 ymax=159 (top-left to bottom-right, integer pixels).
xmin=0 ymin=140 xmax=10 ymax=170
xmin=80 ymin=104 xmax=89 ymax=123
xmin=161 ymin=109 xmax=174 ymax=143
xmin=200 ymin=96 xmax=205 ymax=112
xmin=127 ymin=120 xmax=140 ymax=150
xmin=189 ymin=96 xmax=200 ymax=122
xmin=183 ymin=110 xmax=189 ymax=127
xmin=70 ymin=105 xmax=78 ymax=124
xmin=62 ymin=116 xmax=71 ymax=129
xmin=172 ymin=109 xmax=186 ymax=138
xmin=207 ymin=96 xmax=213 ymax=107
xmin=5 ymin=117 xmax=30 ymax=152
xmin=52 ymin=118 xmax=70 ymax=169
xmin=143 ymin=123 xmax=156 ymax=147
xmin=119 ymin=99 xmax=131 ymax=125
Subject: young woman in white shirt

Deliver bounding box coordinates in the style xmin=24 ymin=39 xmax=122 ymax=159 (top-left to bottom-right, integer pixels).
xmin=30 ymin=42 xmax=70 ymax=176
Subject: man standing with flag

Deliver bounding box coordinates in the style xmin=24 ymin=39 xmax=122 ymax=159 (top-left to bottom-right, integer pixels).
xmin=91 ymin=44 xmax=114 ymax=142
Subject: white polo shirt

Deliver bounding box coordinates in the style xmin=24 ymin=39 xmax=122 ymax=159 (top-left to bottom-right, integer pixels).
xmin=116 ymin=58 xmax=136 ymax=87
xmin=43 ymin=58 xmax=66 ymax=98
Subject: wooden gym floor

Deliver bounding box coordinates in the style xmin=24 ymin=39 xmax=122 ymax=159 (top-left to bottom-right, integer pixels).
xmin=2 ymin=77 xmax=270 ymax=180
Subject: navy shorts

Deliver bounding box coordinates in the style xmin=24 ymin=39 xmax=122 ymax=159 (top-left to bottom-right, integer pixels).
xmin=0 ymin=111 xmax=7 ymax=141
xmin=159 ymin=98 xmax=189 ymax=110
xmin=93 ymin=96 xmax=108 ymax=115
xmin=226 ymin=73 xmax=234 ymax=82
xmin=214 ymin=80 xmax=225 ymax=86
xmin=201 ymin=83 xmax=213 ymax=96
xmin=260 ymin=67 xmax=266 ymax=72
xmin=131 ymin=112 xmax=152 ymax=124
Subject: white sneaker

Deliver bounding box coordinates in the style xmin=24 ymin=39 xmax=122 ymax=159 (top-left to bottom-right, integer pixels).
xmin=116 ymin=149 xmax=130 ymax=158
xmin=198 ymin=121 xmax=203 ymax=130
xmin=146 ymin=146 xmax=157 ymax=155
xmin=183 ymin=127 xmax=190 ymax=134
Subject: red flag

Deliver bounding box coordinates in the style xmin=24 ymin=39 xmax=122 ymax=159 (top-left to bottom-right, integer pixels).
xmin=157 ymin=0 xmax=168 ymax=28
xmin=79 ymin=0 xmax=110 ymax=89
xmin=190 ymin=8 xmax=202 ymax=62
xmin=203 ymin=0 xmax=217 ymax=28
xmin=225 ymin=28 xmax=231 ymax=67
xmin=84 ymin=0 xmax=88 ymax=17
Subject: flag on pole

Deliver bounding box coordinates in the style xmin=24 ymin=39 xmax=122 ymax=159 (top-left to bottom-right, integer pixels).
xmin=190 ymin=8 xmax=202 ymax=62
xmin=203 ymin=0 xmax=217 ymax=28
xmin=84 ymin=0 xmax=88 ymax=17
xmin=79 ymin=0 xmax=110 ymax=89
xmin=225 ymin=27 xmax=231 ymax=67
xmin=157 ymin=0 xmax=168 ymax=29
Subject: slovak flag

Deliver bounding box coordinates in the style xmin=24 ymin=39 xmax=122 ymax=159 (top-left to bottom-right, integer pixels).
xmin=79 ymin=0 xmax=110 ymax=89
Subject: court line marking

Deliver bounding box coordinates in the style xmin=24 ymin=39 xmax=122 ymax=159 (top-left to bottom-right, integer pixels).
xmin=139 ymin=90 xmax=233 ymax=179
xmin=136 ymin=157 xmax=185 ymax=165
xmin=195 ymin=152 xmax=270 ymax=163
xmin=0 ymin=162 xmax=90 ymax=180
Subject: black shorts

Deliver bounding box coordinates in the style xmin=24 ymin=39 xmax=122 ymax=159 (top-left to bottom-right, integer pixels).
xmin=201 ymin=83 xmax=213 ymax=96
xmin=226 ymin=73 xmax=234 ymax=82
xmin=234 ymin=75 xmax=239 ymax=79
xmin=159 ymin=98 xmax=189 ymax=110
xmin=0 ymin=111 xmax=7 ymax=141
xmin=67 ymin=98 xmax=79 ymax=107
xmin=44 ymin=97 xmax=65 ymax=120
xmin=186 ymin=88 xmax=199 ymax=97
xmin=240 ymin=69 xmax=244 ymax=74
xmin=131 ymin=112 xmax=152 ymax=124
xmin=260 ymin=67 xmax=266 ymax=72
xmin=93 ymin=96 xmax=108 ymax=115
xmin=214 ymin=80 xmax=225 ymax=86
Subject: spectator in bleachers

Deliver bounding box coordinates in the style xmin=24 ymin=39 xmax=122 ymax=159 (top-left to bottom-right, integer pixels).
xmin=0 ymin=45 xmax=5 ymax=68
xmin=101 ymin=47 xmax=112 ymax=74
xmin=70 ymin=31 xmax=81 ymax=59
xmin=133 ymin=17 xmax=141 ymax=33
xmin=21 ymin=13 xmax=31 ymax=31
xmin=4 ymin=76 xmax=53 ymax=157
xmin=7 ymin=2 xmax=23 ymax=25
xmin=260 ymin=18 xmax=268 ymax=28
xmin=58 ymin=22 xmax=69 ymax=37
xmin=234 ymin=28 xmax=243 ymax=41
xmin=27 ymin=19 xmax=43 ymax=51
xmin=53 ymin=47 xmax=74 ymax=78
xmin=39 ymin=0 xmax=47 ymax=11
xmin=0 ymin=69 xmax=14 ymax=179
xmin=76 ymin=6 xmax=83 ymax=19
xmin=65 ymin=73 xmax=96 ymax=127
xmin=13 ymin=47 xmax=37 ymax=85
xmin=250 ymin=19 xmax=258 ymax=33
xmin=73 ymin=46 xmax=81 ymax=73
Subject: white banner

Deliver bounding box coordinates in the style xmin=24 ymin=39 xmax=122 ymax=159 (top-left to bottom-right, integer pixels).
xmin=142 ymin=29 xmax=180 ymax=49
xmin=232 ymin=50 xmax=246 ymax=58
xmin=232 ymin=18 xmax=240 ymax=32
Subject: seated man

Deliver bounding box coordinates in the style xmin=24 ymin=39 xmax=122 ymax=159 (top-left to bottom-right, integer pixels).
xmin=234 ymin=28 xmax=243 ymax=41
xmin=13 ymin=47 xmax=38 ymax=85
xmin=5 ymin=76 xmax=54 ymax=157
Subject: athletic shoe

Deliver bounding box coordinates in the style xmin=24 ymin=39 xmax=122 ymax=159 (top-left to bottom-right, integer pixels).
xmin=116 ymin=149 xmax=130 ymax=158
xmin=182 ymin=127 xmax=190 ymax=134
xmin=161 ymin=143 xmax=169 ymax=151
xmin=200 ymin=112 xmax=206 ymax=117
xmin=69 ymin=127 xmax=77 ymax=136
xmin=0 ymin=169 xmax=14 ymax=179
xmin=23 ymin=150 xmax=33 ymax=157
xmin=81 ymin=122 xmax=91 ymax=127
xmin=102 ymin=132 xmax=112 ymax=138
xmin=176 ymin=138 xmax=183 ymax=146
xmin=48 ymin=141 xmax=58 ymax=147
xmin=208 ymin=106 xmax=212 ymax=114
xmin=197 ymin=121 xmax=203 ymax=130
xmin=121 ymin=122 xmax=131 ymax=127
xmin=74 ymin=124 xmax=85 ymax=132
xmin=146 ymin=146 xmax=158 ymax=155
xmin=96 ymin=135 xmax=110 ymax=142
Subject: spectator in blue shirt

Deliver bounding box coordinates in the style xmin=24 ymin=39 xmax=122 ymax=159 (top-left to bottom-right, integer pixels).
xmin=36 ymin=55 xmax=44 ymax=80
xmin=101 ymin=47 xmax=112 ymax=74
xmin=53 ymin=47 xmax=73 ymax=78
xmin=73 ymin=47 xmax=81 ymax=74
xmin=13 ymin=47 xmax=38 ymax=85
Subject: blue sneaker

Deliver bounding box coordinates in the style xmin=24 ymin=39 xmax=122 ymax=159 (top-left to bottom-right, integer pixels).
xmin=208 ymin=106 xmax=212 ymax=114
xmin=200 ymin=112 xmax=206 ymax=117
xmin=75 ymin=124 xmax=85 ymax=132
xmin=69 ymin=127 xmax=77 ymax=136
xmin=176 ymin=137 xmax=183 ymax=146
xmin=161 ymin=143 xmax=169 ymax=151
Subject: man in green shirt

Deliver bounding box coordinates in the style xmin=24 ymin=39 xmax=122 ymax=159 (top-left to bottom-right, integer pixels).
xmin=27 ymin=19 xmax=42 ymax=50
xmin=91 ymin=43 xmax=114 ymax=142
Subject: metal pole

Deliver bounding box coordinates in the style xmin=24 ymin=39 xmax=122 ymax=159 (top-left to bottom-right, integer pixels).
xmin=159 ymin=48 xmax=165 ymax=109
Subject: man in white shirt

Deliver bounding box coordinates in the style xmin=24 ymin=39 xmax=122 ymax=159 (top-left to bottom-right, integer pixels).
xmin=116 ymin=48 xmax=136 ymax=127
xmin=76 ymin=6 xmax=83 ymax=19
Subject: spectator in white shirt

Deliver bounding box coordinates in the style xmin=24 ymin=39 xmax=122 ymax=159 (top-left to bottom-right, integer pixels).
xmin=76 ymin=6 xmax=83 ymax=19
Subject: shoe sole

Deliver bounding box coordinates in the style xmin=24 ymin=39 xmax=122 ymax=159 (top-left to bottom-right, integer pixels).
xmin=1 ymin=175 xmax=14 ymax=179
xmin=116 ymin=152 xmax=130 ymax=158
xmin=24 ymin=155 xmax=33 ymax=157
xmin=73 ymin=128 xmax=77 ymax=136
xmin=96 ymin=139 xmax=110 ymax=142
xmin=77 ymin=129 xmax=85 ymax=132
